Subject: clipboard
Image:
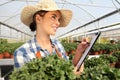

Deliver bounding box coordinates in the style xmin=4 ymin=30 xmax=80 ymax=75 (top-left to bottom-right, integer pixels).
xmin=76 ymin=31 xmax=101 ymax=71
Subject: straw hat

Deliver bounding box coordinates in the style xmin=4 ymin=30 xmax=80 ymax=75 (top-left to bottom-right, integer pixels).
xmin=21 ymin=0 xmax=72 ymax=27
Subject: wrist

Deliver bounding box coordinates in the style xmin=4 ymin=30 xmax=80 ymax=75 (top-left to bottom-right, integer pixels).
xmin=76 ymin=49 xmax=84 ymax=55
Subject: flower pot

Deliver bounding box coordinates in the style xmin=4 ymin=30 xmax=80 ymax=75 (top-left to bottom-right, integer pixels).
xmin=103 ymin=50 xmax=107 ymax=54
xmin=0 ymin=54 xmax=4 ymax=59
xmin=89 ymin=51 xmax=94 ymax=55
xmin=94 ymin=51 xmax=99 ymax=55
xmin=110 ymin=62 xmax=116 ymax=68
xmin=3 ymin=52 xmax=11 ymax=58
xmin=69 ymin=50 xmax=76 ymax=55
xmin=10 ymin=54 xmax=14 ymax=58
xmin=109 ymin=51 xmax=113 ymax=55
xmin=66 ymin=51 xmax=69 ymax=56
xmin=99 ymin=50 xmax=103 ymax=54
xmin=115 ymin=62 xmax=120 ymax=68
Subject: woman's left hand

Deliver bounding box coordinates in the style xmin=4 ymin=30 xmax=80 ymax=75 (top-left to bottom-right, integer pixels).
xmin=73 ymin=37 xmax=89 ymax=66
xmin=76 ymin=38 xmax=89 ymax=54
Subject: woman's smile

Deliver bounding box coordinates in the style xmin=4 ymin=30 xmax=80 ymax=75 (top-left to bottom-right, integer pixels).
xmin=52 ymin=25 xmax=59 ymax=32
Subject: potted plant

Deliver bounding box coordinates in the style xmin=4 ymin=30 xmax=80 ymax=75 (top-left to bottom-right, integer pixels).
xmin=112 ymin=52 xmax=120 ymax=68
xmin=98 ymin=43 xmax=106 ymax=54
xmin=0 ymin=44 xmax=4 ymax=59
xmin=2 ymin=46 xmax=11 ymax=58
xmin=0 ymin=53 xmax=4 ymax=59
xmin=91 ymin=44 xmax=100 ymax=55
xmin=100 ymin=54 xmax=118 ymax=67
xmin=112 ymin=52 xmax=120 ymax=61
xmin=116 ymin=42 xmax=120 ymax=51
xmin=80 ymin=65 xmax=120 ymax=80
xmin=105 ymin=44 xmax=116 ymax=54
xmin=10 ymin=55 xmax=78 ymax=80
xmin=84 ymin=57 xmax=108 ymax=68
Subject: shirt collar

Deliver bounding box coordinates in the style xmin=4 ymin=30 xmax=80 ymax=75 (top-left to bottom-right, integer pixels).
xmin=33 ymin=35 xmax=56 ymax=51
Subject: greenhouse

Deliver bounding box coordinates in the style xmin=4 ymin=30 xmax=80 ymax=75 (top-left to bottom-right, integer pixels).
xmin=0 ymin=0 xmax=120 ymax=80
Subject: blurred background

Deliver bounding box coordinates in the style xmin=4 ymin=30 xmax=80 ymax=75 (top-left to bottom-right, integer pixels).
xmin=0 ymin=0 xmax=120 ymax=43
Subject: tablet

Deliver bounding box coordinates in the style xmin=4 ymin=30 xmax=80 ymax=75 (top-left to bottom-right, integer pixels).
xmin=76 ymin=31 xmax=101 ymax=71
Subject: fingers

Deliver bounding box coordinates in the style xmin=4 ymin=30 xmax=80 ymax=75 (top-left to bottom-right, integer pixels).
xmin=76 ymin=37 xmax=90 ymax=53
xmin=73 ymin=63 xmax=84 ymax=75
xmin=82 ymin=37 xmax=89 ymax=43
xmin=81 ymin=42 xmax=89 ymax=50
xmin=81 ymin=37 xmax=90 ymax=46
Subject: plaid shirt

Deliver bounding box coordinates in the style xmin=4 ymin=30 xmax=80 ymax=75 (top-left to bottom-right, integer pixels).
xmin=14 ymin=37 xmax=68 ymax=68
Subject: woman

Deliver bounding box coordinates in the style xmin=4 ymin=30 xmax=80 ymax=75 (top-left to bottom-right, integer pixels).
xmin=14 ymin=0 xmax=89 ymax=74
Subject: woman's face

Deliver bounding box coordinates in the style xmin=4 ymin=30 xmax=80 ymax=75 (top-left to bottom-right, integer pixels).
xmin=36 ymin=11 xmax=61 ymax=35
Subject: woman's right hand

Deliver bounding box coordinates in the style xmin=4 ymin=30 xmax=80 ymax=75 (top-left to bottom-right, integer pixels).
xmin=73 ymin=63 xmax=84 ymax=75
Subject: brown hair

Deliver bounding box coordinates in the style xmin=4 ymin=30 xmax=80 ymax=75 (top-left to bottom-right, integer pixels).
xmin=29 ymin=10 xmax=48 ymax=31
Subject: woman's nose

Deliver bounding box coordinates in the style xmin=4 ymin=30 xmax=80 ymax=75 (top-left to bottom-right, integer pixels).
xmin=56 ymin=19 xmax=60 ymax=26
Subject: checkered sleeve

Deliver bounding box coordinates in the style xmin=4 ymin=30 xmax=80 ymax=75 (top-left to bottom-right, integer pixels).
xmin=14 ymin=48 xmax=28 ymax=68
xmin=55 ymin=40 xmax=69 ymax=60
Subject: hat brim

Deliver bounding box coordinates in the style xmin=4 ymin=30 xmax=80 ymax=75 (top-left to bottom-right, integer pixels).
xmin=21 ymin=5 xmax=72 ymax=27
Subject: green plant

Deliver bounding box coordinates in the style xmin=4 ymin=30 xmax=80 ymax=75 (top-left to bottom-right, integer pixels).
xmin=0 ymin=38 xmax=8 ymax=44
xmin=68 ymin=53 xmax=74 ymax=61
xmin=92 ymin=44 xmax=101 ymax=52
xmin=10 ymin=55 xmax=77 ymax=80
xmin=0 ymin=42 xmax=23 ymax=58
xmin=105 ymin=44 xmax=117 ymax=52
xmin=97 ymin=43 xmax=106 ymax=50
xmin=112 ymin=52 xmax=120 ymax=61
xmin=80 ymin=65 xmax=120 ymax=80
xmin=117 ymin=43 xmax=120 ymax=50
xmin=100 ymin=54 xmax=118 ymax=63
xmin=84 ymin=57 xmax=109 ymax=68
xmin=61 ymin=42 xmax=77 ymax=52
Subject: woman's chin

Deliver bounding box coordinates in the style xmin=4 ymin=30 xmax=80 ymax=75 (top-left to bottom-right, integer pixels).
xmin=50 ymin=33 xmax=55 ymax=36
xmin=49 ymin=32 xmax=55 ymax=36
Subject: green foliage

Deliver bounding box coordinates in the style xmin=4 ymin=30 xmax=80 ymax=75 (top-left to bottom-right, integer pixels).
xmin=80 ymin=65 xmax=120 ymax=80
xmin=61 ymin=42 xmax=77 ymax=52
xmin=0 ymin=42 xmax=23 ymax=54
xmin=0 ymin=38 xmax=7 ymax=44
xmin=100 ymin=54 xmax=118 ymax=63
xmin=91 ymin=43 xmax=119 ymax=53
xmin=105 ymin=44 xmax=117 ymax=52
xmin=117 ymin=42 xmax=120 ymax=50
xmin=83 ymin=54 xmax=120 ymax=80
xmin=68 ymin=54 xmax=74 ymax=61
xmin=10 ymin=55 xmax=77 ymax=80
xmin=112 ymin=52 xmax=120 ymax=61
xmin=98 ymin=43 xmax=106 ymax=50
xmin=84 ymin=57 xmax=109 ymax=68
xmin=9 ymin=42 xmax=120 ymax=80
xmin=92 ymin=44 xmax=101 ymax=52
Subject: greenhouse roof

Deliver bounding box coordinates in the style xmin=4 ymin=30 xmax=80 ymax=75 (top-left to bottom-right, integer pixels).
xmin=0 ymin=0 xmax=120 ymax=39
